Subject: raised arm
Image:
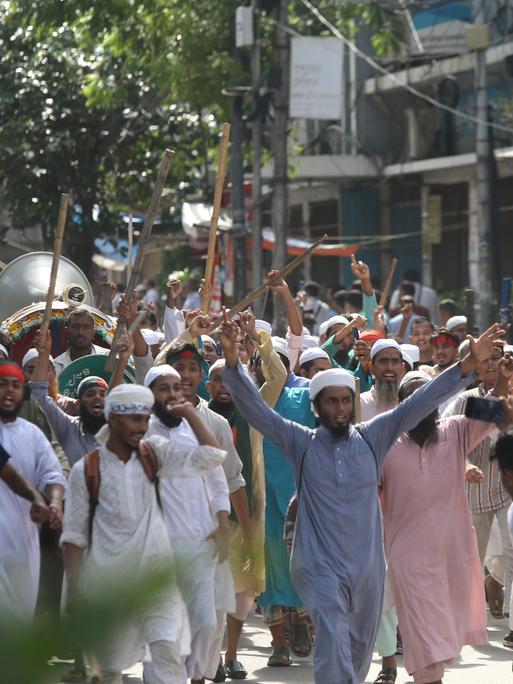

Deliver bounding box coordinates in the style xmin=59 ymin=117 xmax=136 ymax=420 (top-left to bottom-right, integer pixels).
xmin=219 ymin=310 xmax=313 ymax=463
xmin=360 ymin=323 xmax=508 ymax=465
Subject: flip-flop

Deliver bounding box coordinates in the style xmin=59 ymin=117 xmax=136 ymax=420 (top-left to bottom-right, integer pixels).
xmin=225 ymin=659 xmax=248 ymax=679
xmin=267 ymin=645 xmax=292 ymax=666
xmin=290 ymin=621 xmax=312 ymax=657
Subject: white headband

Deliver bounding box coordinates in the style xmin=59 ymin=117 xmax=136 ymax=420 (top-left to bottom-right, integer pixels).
xmin=309 ymin=368 xmax=355 ymax=400
xmin=201 ymin=334 xmax=216 ymax=347
xmin=104 ymin=384 xmax=154 ymax=416
xmin=144 ymin=364 xmax=181 ymax=389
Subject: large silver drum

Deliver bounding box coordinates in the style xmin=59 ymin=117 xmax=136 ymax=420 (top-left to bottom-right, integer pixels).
xmin=0 ymin=251 xmax=93 ymax=320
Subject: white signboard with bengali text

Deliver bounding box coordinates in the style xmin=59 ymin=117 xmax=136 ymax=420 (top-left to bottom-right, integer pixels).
xmin=289 ymin=37 xmax=343 ymax=120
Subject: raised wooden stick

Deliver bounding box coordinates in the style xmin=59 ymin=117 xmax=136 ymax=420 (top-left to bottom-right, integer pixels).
xmin=127 ymin=212 xmax=134 ymax=286
xmin=106 ymin=149 xmax=174 ymax=370
xmin=378 ymin=257 xmax=398 ymax=307
xmin=202 ymin=122 xmax=231 ymax=313
xmin=228 ymin=234 xmax=327 ymax=317
xmin=40 ymin=193 xmax=70 ymax=339
xmin=354 ymin=376 xmax=361 ymax=422
xmin=464 ymin=288 xmax=476 ymax=336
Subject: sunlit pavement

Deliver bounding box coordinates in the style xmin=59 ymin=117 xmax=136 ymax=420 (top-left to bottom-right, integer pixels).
xmin=46 ymin=611 xmax=513 ymax=683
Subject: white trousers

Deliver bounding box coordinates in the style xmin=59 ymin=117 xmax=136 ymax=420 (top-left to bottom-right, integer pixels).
xmin=473 ymin=505 xmax=513 ymax=620
xmin=100 ymin=640 xmax=184 ymax=684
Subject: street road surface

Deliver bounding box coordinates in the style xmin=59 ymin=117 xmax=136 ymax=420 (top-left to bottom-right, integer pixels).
xmin=46 ymin=612 xmax=512 ymax=683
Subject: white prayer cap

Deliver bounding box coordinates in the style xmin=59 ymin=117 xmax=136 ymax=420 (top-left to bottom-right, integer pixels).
xmin=446 ymin=315 xmax=467 ymax=330
xmin=370 ymin=338 xmax=402 ymax=361
xmin=104 ymin=383 xmax=154 ymax=417
xmin=208 ymin=358 xmax=226 ymax=377
xmin=319 ymin=315 xmax=349 ymax=337
xmin=302 ymin=326 xmax=310 ymax=336
xmin=302 ymin=335 xmax=319 ymax=349
xmin=399 ymin=343 xmax=420 ymax=364
xmin=458 ymin=339 xmax=471 ymax=357
xmin=272 ymin=336 xmax=289 ymax=360
xmin=144 ymin=364 xmax=181 ymax=388
xmin=201 ymin=334 xmax=216 ymax=347
xmin=22 ymin=348 xmax=54 ymax=368
xmin=299 ymin=347 xmax=330 ymax=367
xmin=0 ymin=343 xmax=8 ymax=359
xmin=309 ymin=368 xmax=355 ymax=400
xmin=255 ymin=319 xmax=272 ymax=336
xmin=141 ymin=328 xmax=164 ymax=346
xmin=398 ymin=370 xmax=432 ymax=390
xmin=402 ymin=352 xmax=414 ymax=371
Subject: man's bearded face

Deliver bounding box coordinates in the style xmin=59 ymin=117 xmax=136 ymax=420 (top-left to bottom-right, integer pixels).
xmin=0 ymin=378 xmax=24 ymax=418
xmin=315 ymin=386 xmax=355 ymax=439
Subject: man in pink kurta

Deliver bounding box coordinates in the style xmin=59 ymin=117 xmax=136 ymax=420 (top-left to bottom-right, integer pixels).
xmin=381 ymin=372 xmax=495 ymax=683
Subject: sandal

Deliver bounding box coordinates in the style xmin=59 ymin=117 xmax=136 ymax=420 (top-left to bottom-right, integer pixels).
xmin=225 ymin=659 xmax=247 ymax=679
xmin=374 ymin=667 xmax=397 ymax=683
xmin=267 ymin=644 xmax=292 ymax=666
xmin=290 ymin=621 xmax=312 ymax=657
xmin=485 ymin=574 xmax=504 ymax=618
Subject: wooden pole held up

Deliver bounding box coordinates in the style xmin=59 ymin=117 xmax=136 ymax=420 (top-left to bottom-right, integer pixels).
xmin=379 ymin=257 xmax=398 ymax=308
xmin=106 ymin=149 xmax=174 ymax=370
xmin=40 ymin=193 xmax=70 ymax=340
xmin=202 ymin=123 xmax=231 ymax=313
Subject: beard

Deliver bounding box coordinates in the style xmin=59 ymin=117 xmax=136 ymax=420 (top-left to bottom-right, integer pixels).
xmin=153 ymin=401 xmax=182 ymax=428
xmin=375 ymin=380 xmax=399 ymax=407
xmin=0 ymin=398 xmax=23 ymax=419
xmin=326 ymin=424 xmax=351 ymax=440
xmin=79 ymin=404 xmax=107 ymax=435
xmin=408 ymin=410 xmax=439 ymax=446
xmin=209 ymin=397 xmax=235 ymax=419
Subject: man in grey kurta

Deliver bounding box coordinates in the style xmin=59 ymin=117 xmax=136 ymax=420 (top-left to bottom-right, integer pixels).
xmin=221 ymin=359 xmax=477 ymax=684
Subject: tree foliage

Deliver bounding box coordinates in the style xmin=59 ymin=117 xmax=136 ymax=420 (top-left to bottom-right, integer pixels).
xmin=1 ymin=0 xmax=403 ymax=275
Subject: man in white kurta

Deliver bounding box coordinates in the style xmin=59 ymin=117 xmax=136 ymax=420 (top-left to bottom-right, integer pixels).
xmin=61 ymin=383 xmax=226 ymax=684
xmin=0 ymin=361 xmax=66 ymax=620
xmin=144 ymin=365 xmax=235 ymax=683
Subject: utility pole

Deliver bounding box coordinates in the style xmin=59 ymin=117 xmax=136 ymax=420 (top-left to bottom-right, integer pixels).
xmin=230 ymin=92 xmax=247 ymax=304
xmin=271 ymin=0 xmax=289 ymax=332
xmin=251 ymin=0 xmax=263 ymax=295
xmin=473 ymin=0 xmax=494 ymax=329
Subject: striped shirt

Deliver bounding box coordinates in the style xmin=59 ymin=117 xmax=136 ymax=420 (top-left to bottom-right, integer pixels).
xmin=443 ymin=385 xmax=510 ymax=514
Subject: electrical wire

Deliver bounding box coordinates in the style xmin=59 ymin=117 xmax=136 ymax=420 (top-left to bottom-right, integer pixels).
xmin=299 ymin=0 xmax=513 ymax=135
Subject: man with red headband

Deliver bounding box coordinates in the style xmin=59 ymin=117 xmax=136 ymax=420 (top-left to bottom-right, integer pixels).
xmin=420 ymin=329 xmax=460 ymax=379
xmin=0 ymin=360 xmax=66 ymax=620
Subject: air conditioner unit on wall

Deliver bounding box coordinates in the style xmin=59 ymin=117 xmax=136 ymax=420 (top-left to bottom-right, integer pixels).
xmin=405 ymin=107 xmax=436 ymax=160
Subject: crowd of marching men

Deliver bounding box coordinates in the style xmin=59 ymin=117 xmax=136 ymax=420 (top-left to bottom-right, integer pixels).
xmin=2 ymin=256 xmax=513 ymax=684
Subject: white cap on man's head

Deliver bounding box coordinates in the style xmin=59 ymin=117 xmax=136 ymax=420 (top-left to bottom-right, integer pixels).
xmin=144 ymin=364 xmax=181 ymax=388
xmin=398 ymin=370 xmax=432 ymax=390
xmin=309 ymin=367 xmax=355 ymax=400
xmin=208 ymin=358 xmax=226 ymax=377
xmin=22 ymin=348 xmax=54 ymax=368
xmin=299 ymin=347 xmax=330 ymax=367
xmin=104 ymin=383 xmax=154 ymax=417
xmin=141 ymin=328 xmax=165 ymax=346
xmin=255 ymin=319 xmax=272 ymax=336
xmin=446 ymin=315 xmax=467 ymax=330
xmin=302 ymin=335 xmax=320 ymax=349
xmin=399 ymin=343 xmax=420 ymax=364
xmin=370 ymin=338 xmax=402 ymax=361
xmin=319 ymin=315 xmax=349 ymax=338
xmin=271 ymin=336 xmax=289 ymax=360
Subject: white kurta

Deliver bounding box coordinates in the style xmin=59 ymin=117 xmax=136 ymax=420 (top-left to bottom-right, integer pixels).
xmin=146 ymin=416 xmax=235 ymax=679
xmin=60 ymin=433 xmax=225 ymax=672
xmin=0 ymin=417 xmax=66 ymax=619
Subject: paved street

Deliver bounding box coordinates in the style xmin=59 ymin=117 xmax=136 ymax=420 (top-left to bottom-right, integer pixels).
xmin=45 ymin=611 xmax=513 ymax=683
